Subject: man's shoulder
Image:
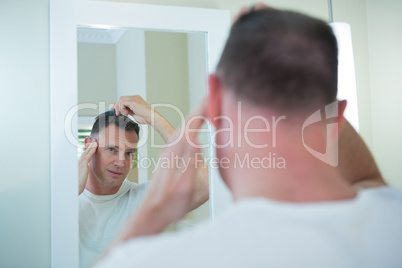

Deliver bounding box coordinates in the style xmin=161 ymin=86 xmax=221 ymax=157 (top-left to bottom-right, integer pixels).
xmin=125 ymin=180 xmax=150 ymax=191
xmin=362 ymin=186 xmax=402 ymax=201
xmin=363 ymin=186 xmax=402 ymax=208
xmin=123 ymin=180 xmax=150 ymax=200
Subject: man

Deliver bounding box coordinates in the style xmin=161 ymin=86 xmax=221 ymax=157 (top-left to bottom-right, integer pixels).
xmin=95 ymin=5 xmax=402 ymax=268
xmin=78 ymin=95 xmax=208 ymax=268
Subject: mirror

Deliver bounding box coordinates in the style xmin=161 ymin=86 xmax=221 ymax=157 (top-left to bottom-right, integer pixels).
xmin=77 ymin=26 xmax=210 ymax=267
xmin=50 ymin=1 xmax=230 ymax=267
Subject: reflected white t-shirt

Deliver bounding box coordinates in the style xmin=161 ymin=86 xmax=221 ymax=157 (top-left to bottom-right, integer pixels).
xmin=96 ymin=187 xmax=402 ymax=268
xmin=79 ymin=180 xmax=149 ymax=268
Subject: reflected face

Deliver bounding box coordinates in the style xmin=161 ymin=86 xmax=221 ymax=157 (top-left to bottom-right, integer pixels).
xmin=89 ymin=124 xmax=138 ymax=190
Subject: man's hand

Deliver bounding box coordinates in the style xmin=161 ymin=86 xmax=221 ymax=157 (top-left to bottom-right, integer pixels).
xmin=105 ymin=100 xmax=208 ymax=251
xmin=111 ymin=95 xmax=175 ymax=143
xmin=135 ymin=139 xmax=200 ymax=229
xmin=233 ymin=3 xmax=272 ymax=22
xmin=111 ymin=95 xmax=152 ymax=124
xmin=78 ymin=140 xmax=97 ymax=195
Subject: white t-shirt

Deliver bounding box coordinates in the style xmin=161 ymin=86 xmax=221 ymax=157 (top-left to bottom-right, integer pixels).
xmin=95 ymin=187 xmax=402 ymax=268
xmin=79 ymin=180 xmax=150 ymax=268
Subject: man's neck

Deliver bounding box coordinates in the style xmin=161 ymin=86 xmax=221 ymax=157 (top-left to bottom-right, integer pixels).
xmin=227 ymin=145 xmax=357 ymax=203
xmin=86 ymin=174 xmax=123 ymax=196
xmin=221 ymin=105 xmax=357 ymax=203
xmin=232 ymin=169 xmax=357 ymax=203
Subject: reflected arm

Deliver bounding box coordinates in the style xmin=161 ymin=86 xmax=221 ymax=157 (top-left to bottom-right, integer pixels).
xmin=152 ymin=111 xmax=209 ymax=211
xmin=150 ymin=109 xmax=176 ymax=143
xmin=113 ymin=95 xmax=209 ymax=208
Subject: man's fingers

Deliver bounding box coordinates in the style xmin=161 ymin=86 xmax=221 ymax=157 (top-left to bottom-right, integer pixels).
xmin=113 ymin=96 xmax=129 ymax=116
xmin=233 ymin=6 xmax=250 ymax=22
xmin=116 ymin=103 xmax=122 ymax=115
xmin=121 ymin=104 xmax=132 ymax=116
xmin=254 ymin=3 xmax=271 ymax=10
xmin=88 ymin=141 xmax=98 ymax=153
xmin=233 ymin=3 xmax=273 ymax=23
xmin=112 ymin=101 xmax=121 ymax=116
xmin=114 ymin=98 xmax=134 ymax=116
xmin=80 ymin=142 xmax=97 ymax=163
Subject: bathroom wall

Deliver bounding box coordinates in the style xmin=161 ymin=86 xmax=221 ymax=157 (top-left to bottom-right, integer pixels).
xmin=0 ymin=0 xmax=51 ymax=267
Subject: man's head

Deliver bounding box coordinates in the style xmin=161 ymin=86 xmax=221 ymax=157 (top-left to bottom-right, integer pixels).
xmin=208 ymin=8 xmax=345 ymax=190
xmin=90 ymin=110 xmax=140 ymax=138
xmin=215 ymin=8 xmax=338 ymax=113
xmin=85 ymin=110 xmax=140 ymax=193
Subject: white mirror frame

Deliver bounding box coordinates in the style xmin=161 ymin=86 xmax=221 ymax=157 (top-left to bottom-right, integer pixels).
xmin=50 ymin=1 xmax=230 ymax=267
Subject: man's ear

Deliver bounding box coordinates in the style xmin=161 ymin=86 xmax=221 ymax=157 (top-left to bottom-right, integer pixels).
xmin=84 ymin=137 xmax=93 ymax=150
xmin=208 ymin=74 xmax=222 ymax=128
xmin=337 ymin=100 xmax=347 ymax=132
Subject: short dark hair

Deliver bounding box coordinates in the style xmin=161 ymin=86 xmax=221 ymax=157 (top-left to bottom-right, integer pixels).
xmin=216 ymin=9 xmax=338 ymax=112
xmin=90 ymin=110 xmax=140 ymax=138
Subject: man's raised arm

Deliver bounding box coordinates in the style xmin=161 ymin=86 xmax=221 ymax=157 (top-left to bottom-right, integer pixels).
xmin=338 ymin=119 xmax=387 ymax=189
xmin=112 ymin=95 xmax=175 ymax=142
xmin=112 ymin=95 xmax=209 ymax=210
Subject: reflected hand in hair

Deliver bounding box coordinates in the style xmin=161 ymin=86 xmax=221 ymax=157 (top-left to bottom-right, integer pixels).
xmin=111 ymin=95 xmax=175 ymax=143
xmin=78 ymin=140 xmax=98 ymax=195
xmin=111 ymin=95 xmax=153 ymax=124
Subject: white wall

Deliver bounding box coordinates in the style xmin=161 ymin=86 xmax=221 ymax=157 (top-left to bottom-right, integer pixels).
xmin=332 ymin=0 xmax=373 ymax=146
xmin=145 ymin=31 xmax=190 ymax=178
xmin=116 ymin=29 xmax=148 ymax=184
xmin=366 ymin=0 xmax=402 ymax=188
xmin=78 ymin=43 xmax=118 ymax=116
xmin=0 ymin=0 xmax=51 ymax=267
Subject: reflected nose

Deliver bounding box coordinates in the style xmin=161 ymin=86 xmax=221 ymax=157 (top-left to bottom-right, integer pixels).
xmin=113 ymin=155 xmax=125 ymax=168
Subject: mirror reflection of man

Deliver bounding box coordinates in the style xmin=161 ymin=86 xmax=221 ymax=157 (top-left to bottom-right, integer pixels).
xmin=78 ymin=95 xmax=208 ymax=268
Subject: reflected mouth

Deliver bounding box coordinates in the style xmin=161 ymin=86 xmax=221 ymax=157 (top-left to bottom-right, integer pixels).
xmin=107 ymin=170 xmax=123 ymax=177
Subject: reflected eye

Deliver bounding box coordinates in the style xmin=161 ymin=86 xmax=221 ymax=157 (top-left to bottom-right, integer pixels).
xmin=107 ymin=147 xmax=115 ymax=152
